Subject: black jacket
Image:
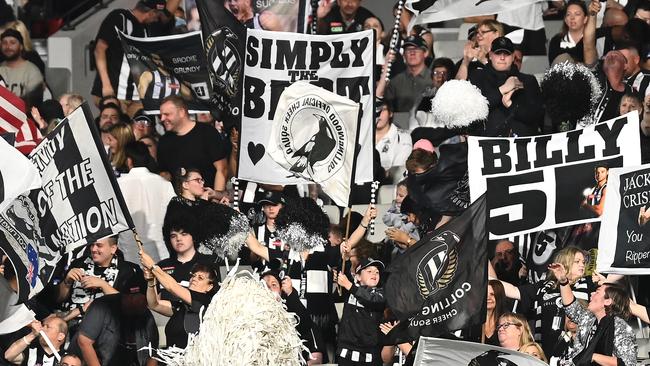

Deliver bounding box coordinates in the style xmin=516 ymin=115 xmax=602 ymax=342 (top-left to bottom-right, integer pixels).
xmin=337 ymin=285 xmax=385 ymax=351
xmin=469 ymin=64 xmax=544 ymax=137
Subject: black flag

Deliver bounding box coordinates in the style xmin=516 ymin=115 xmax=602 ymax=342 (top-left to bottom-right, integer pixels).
xmin=195 ymin=0 xmax=246 ymax=125
xmin=385 ymin=194 xmax=487 ymax=338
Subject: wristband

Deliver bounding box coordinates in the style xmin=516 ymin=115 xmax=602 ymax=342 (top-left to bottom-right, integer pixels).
xmin=360 ymin=222 xmax=367 ymax=229
xmin=22 ymin=336 xmax=30 ymax=346
xmin=150 ymin=264 xmax=160 ymax=272
xmin=559 ymin=278 xmax=569 ymax=286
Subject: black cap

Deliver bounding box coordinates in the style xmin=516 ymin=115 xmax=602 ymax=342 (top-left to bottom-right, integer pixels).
xmin=257 ymin=191 xmax=285 ymax=205
xmin=491 ymin=37 xmax=514 ymax=54
xmin=1 ymin=29 xmax=23 ymax=45
xmin=403 ymin=35 xmax=427 ymax=50
xmin=139 ymin=0 xmax=166 ymax=10
xmin=356 ymin=258 xmax=385 ymax=274
xmin=467 ymin=25 xmax=477 ymax=40
xmin=133 ymin=109 xmax=154 ymax=126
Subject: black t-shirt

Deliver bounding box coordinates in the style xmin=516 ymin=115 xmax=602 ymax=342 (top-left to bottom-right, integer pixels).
xmin=92 ymin=9 xmax=147 ymax=99
xmin=157 ymin=122 xmax=228 ymax=189
xmin=68 ymin=294 xmax=122 ymax=365
xmin=318 ymin=5 xmax=375 ymax=34
xmin=517 ymin=277 xmax=595 ymax=358
xmin=164 ymin=290 xmax=213 ymax=348
xmin=641 ymin=129 xmax=650 ymax=164
xmin=157 ymin=252 xmax=213 ymax=302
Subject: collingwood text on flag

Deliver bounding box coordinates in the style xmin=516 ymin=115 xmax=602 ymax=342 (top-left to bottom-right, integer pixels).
xmin=385 ymin=195 xmax=487 ymax=338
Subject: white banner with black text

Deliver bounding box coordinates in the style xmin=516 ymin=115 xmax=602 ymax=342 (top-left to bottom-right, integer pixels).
xmin=238 ymin=29 xmax=375 ymax=186
xmin=468 ymin=113 xmax=641 ymax=239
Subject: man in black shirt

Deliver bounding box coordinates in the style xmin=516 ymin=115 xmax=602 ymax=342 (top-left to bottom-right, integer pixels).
xmin=316 ymin=0 xmax=376 ymax=34
xmin=91 ymin=0 xmax=165 ymax=105
xmin=157 ymin=95 xmax=229 ymax=197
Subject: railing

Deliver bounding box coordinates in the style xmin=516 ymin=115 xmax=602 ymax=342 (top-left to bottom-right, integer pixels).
xmin=56 ymin=0 xmax=114 ymax=31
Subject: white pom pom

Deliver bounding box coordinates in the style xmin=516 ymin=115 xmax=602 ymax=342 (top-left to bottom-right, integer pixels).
xmin=430 ymin=80 xmax=489 ymax=129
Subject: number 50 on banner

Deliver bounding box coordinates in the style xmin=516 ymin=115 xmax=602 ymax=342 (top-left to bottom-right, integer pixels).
xmin=467 ymin=113 xmax=641 ymax=239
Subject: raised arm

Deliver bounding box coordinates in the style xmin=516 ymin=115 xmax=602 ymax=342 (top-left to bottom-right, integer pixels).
xmin=548 ymin=262 xmax=575 ymax=306
xmin=246 ymin=232 xmax=269 ymax=261
xmin=141 ymin=250 xmax=192 ymax=305
xmin=583 ymin=0 xmax=601 ymax=67
xmin=487 ymin=259 xmax=521 ymax=300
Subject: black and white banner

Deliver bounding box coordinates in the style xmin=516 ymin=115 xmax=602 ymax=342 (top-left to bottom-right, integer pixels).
xmin=0 ymin=194 xmax=60 ymax=302
xmin=267 ymin=82 xmax=360 ymax=207
xmin=413 ymin=337 xmax=547 ymax=366
xmin=28 ymin=103 xmax=134 ymax=253
xmin=0 ymin=137 xmax=40 ymax=213
xmin=468 ymin=113 xmax=641 ymax=239
xmin=597 ymin=165 xmax=650 ymax=274
xmin=238 ymin=29 xmax=375 ymax=186
xmin=386 ymin=195 xmax=487 ymax=338
xmin=119 ymin=30 xmax=212 ymax=114
xmin=406 ymin=0 xmax=545 ymax=25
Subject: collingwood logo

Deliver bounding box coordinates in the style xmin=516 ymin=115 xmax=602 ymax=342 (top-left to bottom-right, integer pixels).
xmin=416 ymin=231 xmax=459 ymax=299
xmin=205 ymin=27 xmax=241 ymax=98
xmin=278 ymin=94 xmax=347 ymax=181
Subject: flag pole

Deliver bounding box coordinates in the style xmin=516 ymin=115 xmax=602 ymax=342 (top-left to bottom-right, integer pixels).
xmin=339 ymin=208 xmax=353 ymax=295
xmin=385 ymin=0 xmax=405 ymax=82
xmin=132 ymin=228 xmax=144 ymax=253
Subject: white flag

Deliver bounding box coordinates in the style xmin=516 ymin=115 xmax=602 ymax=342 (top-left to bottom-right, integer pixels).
xmin=407 ymin=0 xmax=545 ymax=25
xmin=0 ymin=137 xmax=41 ymax=213
xmin=267 ymin=82 xmax=360 ymax=207
xmin=0 ymin=276 xmax=35 ymax=335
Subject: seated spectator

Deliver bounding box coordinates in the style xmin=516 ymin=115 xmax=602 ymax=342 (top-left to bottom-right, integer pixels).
xmin=520 ymin=342 xmax=548 ymax=363
xmin=496 ymin=312 xmax=534 ymax=351
xmin=4 ymin=316 xmax=67 ymax=365
xmin=456 ymin=19 xmax=504 ymax=80
xmin=159 ymin=201 xmax=214 ymax=304
xmin=548 ymin=264 xmax=637 ymax=365
xmin=619 ymin=91 xmax=644 ymax=118
xmin=491 ymin=240 xmax=527 ymax=286
xmin=375 ymin=100 xmax=412 ymax=173
xmin=56 ymin=236 xmax=146 ymax=333
xmin=105 ymin=123 xmax=135 ymax=175
xmin=469 ymin=37 xmax=544 ymax=136
xmin=460 ymin=280 xmax=507 ymax=346
xmin=335 ymin=258 xmax=386 ymax=366
xmin=141 ymin=250 xmax=217 ymax=349
xmin=59 ymin=353 xmax=83 ymax=366
xmin=381 ymin=35 xmax=433 ymax=113
xmin=138 ymin=134 xmax=159 ymax=161
xmin=262 ymin=270 xmax=324 ymax=364
xmin=548 ymin=0 xmax=589 ymax=64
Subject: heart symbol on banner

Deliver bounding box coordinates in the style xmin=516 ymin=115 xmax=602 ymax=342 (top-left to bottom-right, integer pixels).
xmin=247 ymin=142 xmax=265 ymax=165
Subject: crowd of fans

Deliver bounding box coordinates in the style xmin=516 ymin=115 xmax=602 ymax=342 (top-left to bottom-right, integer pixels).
xmin=1 ymin=0 xmax=650 ymax=365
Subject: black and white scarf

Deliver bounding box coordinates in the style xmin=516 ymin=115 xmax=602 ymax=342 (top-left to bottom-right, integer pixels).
xmin=68 ymin=255 xmax=119 ymax=308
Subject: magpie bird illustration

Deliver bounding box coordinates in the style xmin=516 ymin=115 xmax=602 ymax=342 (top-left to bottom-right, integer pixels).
xmin=289 ymin=114 xmax=336 ymax=174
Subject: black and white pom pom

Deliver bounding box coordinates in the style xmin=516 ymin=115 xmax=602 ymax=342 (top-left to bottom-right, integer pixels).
xmin=385 ymin=0 xmax=404 ymax=82
xmin=275 ymin=197 xmax=330 ymax=252
xmin=311 ymin=0 xmax=318 ymax=34
xmin=369 ymin=181 xmax=380 ymax=236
